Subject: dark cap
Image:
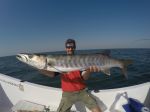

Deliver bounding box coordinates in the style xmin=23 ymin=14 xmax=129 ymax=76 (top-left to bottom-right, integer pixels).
xmin=65 ymin=39 xmax=76 ymax=49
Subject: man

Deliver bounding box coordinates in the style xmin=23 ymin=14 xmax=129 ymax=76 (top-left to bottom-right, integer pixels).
xmin=40 ymin=39 xmax=102 ymax=112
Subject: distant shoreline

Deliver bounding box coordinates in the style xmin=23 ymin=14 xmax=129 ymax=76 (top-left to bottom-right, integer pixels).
xmin=0 ymin=48 xmax=150 ymax=58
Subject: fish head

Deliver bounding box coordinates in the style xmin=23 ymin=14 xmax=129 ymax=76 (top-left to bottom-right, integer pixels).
xmin=16 ymin=53 xmax=46 ymax=69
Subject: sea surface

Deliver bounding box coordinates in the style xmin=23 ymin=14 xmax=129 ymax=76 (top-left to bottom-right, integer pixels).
xmin=0 ymin=48 xmax=150 ymax=90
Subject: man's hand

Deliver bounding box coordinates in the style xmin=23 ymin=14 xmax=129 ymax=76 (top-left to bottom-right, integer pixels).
xmin=82 ymin=66 xmax=101 ymax=80
xmin=86 ymin=66 xmax=101 ymax=73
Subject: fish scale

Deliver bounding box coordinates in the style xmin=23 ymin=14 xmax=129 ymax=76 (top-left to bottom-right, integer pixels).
xmin=16 ymin=53 xmax=133 ymax=78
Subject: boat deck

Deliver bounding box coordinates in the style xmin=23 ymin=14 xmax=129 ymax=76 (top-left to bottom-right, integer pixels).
xmin=0 ymin=73 xmax=149 ymax=112
xmin=11 ymin=100 xmax=77 ymax=112
xmin=11 ymin=100 xmax=56 ymax=112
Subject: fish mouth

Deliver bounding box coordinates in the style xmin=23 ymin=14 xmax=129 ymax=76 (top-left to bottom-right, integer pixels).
xmin=16 ymin=53 xmax=28 ymax=62
xmin=16 ymin=54 xmax=22 ymax=59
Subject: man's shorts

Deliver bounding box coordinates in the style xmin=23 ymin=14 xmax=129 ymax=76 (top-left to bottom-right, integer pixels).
xmin=57 ymin=88 xmax=98 ymax=112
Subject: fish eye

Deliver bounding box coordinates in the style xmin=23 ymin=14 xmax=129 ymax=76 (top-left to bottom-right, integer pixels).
xmin=28 ymin=55 xmax=33 ymax=59
xmin=48 ymin=62 xmax=52 ymax=66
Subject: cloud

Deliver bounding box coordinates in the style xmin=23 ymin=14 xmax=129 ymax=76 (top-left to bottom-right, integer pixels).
xmin=134 ymin=38 xmax=150 ymax=42
xmin=128 ymin=38 xmax=150 ymax=48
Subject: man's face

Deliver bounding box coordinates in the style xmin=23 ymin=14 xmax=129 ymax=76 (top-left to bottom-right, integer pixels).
xmin=65 ymin=43 xmax=75 ymax=55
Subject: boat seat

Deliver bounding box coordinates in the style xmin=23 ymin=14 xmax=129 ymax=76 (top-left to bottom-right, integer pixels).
xmin=11 ymin=100 xmax=78 ymax=112
xmin=11 ymin=100 xmax=46 ymax=112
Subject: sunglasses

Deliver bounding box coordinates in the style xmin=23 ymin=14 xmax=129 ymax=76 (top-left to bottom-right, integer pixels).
xmin=66 ymin=43 xmax=75 ymax=49
xmin=66 ymin=46 xmax=75 ymax=49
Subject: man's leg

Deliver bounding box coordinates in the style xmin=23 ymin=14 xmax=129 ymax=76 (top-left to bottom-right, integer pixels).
xmin=57 ymin=92 xmax=75 ymax=112
xmin=79 ymin=89 xmax=102 ymax=112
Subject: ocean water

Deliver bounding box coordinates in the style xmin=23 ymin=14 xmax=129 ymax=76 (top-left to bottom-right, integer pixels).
xmin=0 ymin=48 xmax=150 ymax=90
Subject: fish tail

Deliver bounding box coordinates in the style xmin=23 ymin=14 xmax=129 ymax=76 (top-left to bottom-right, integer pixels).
xmin=119 ymin=59 xmax=133 ymax=79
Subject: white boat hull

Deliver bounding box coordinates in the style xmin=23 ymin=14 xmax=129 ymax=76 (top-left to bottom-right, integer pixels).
xmin=0 ymin=73 xmax=149 ymax=112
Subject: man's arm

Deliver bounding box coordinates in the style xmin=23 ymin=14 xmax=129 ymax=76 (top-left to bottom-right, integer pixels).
xmin=81 ymin=66 xmax=100 ymax=80
xmin=39 ymin=69 xmax=56 ymax=77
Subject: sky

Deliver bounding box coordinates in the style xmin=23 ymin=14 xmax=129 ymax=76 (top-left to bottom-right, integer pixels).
xmin=0 ymin=0 xmax=150 ymax=57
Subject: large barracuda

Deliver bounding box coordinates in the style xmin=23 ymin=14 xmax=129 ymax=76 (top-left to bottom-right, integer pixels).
xmin=16 ymin=53 xmax=132 ymax=78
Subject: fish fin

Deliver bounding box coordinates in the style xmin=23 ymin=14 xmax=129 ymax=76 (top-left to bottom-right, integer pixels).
xmin=102 ymin=68 xmax=111 ymax=76
xmin=48 ymin=64 xmax=65 ymax=74
xmin=81 ymin=68 xmax=87 ymax=71
xmin=102 ymin=50 xmax=111 ymax=57
xmin=120 ymin=59 xmax=133 ymax=79
xmin=121 ymin=67 xmax=128 ymax=79
xmin=96 ymin=50 xmax=111 ymax=57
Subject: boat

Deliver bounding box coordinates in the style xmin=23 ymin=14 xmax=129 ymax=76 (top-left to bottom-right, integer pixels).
xmin=0 ymin=73 xmax=149 ymax=112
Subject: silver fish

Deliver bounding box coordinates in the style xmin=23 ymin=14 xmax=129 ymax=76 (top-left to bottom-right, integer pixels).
xmin=16 ymin=53 xmax=133 ymax=78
